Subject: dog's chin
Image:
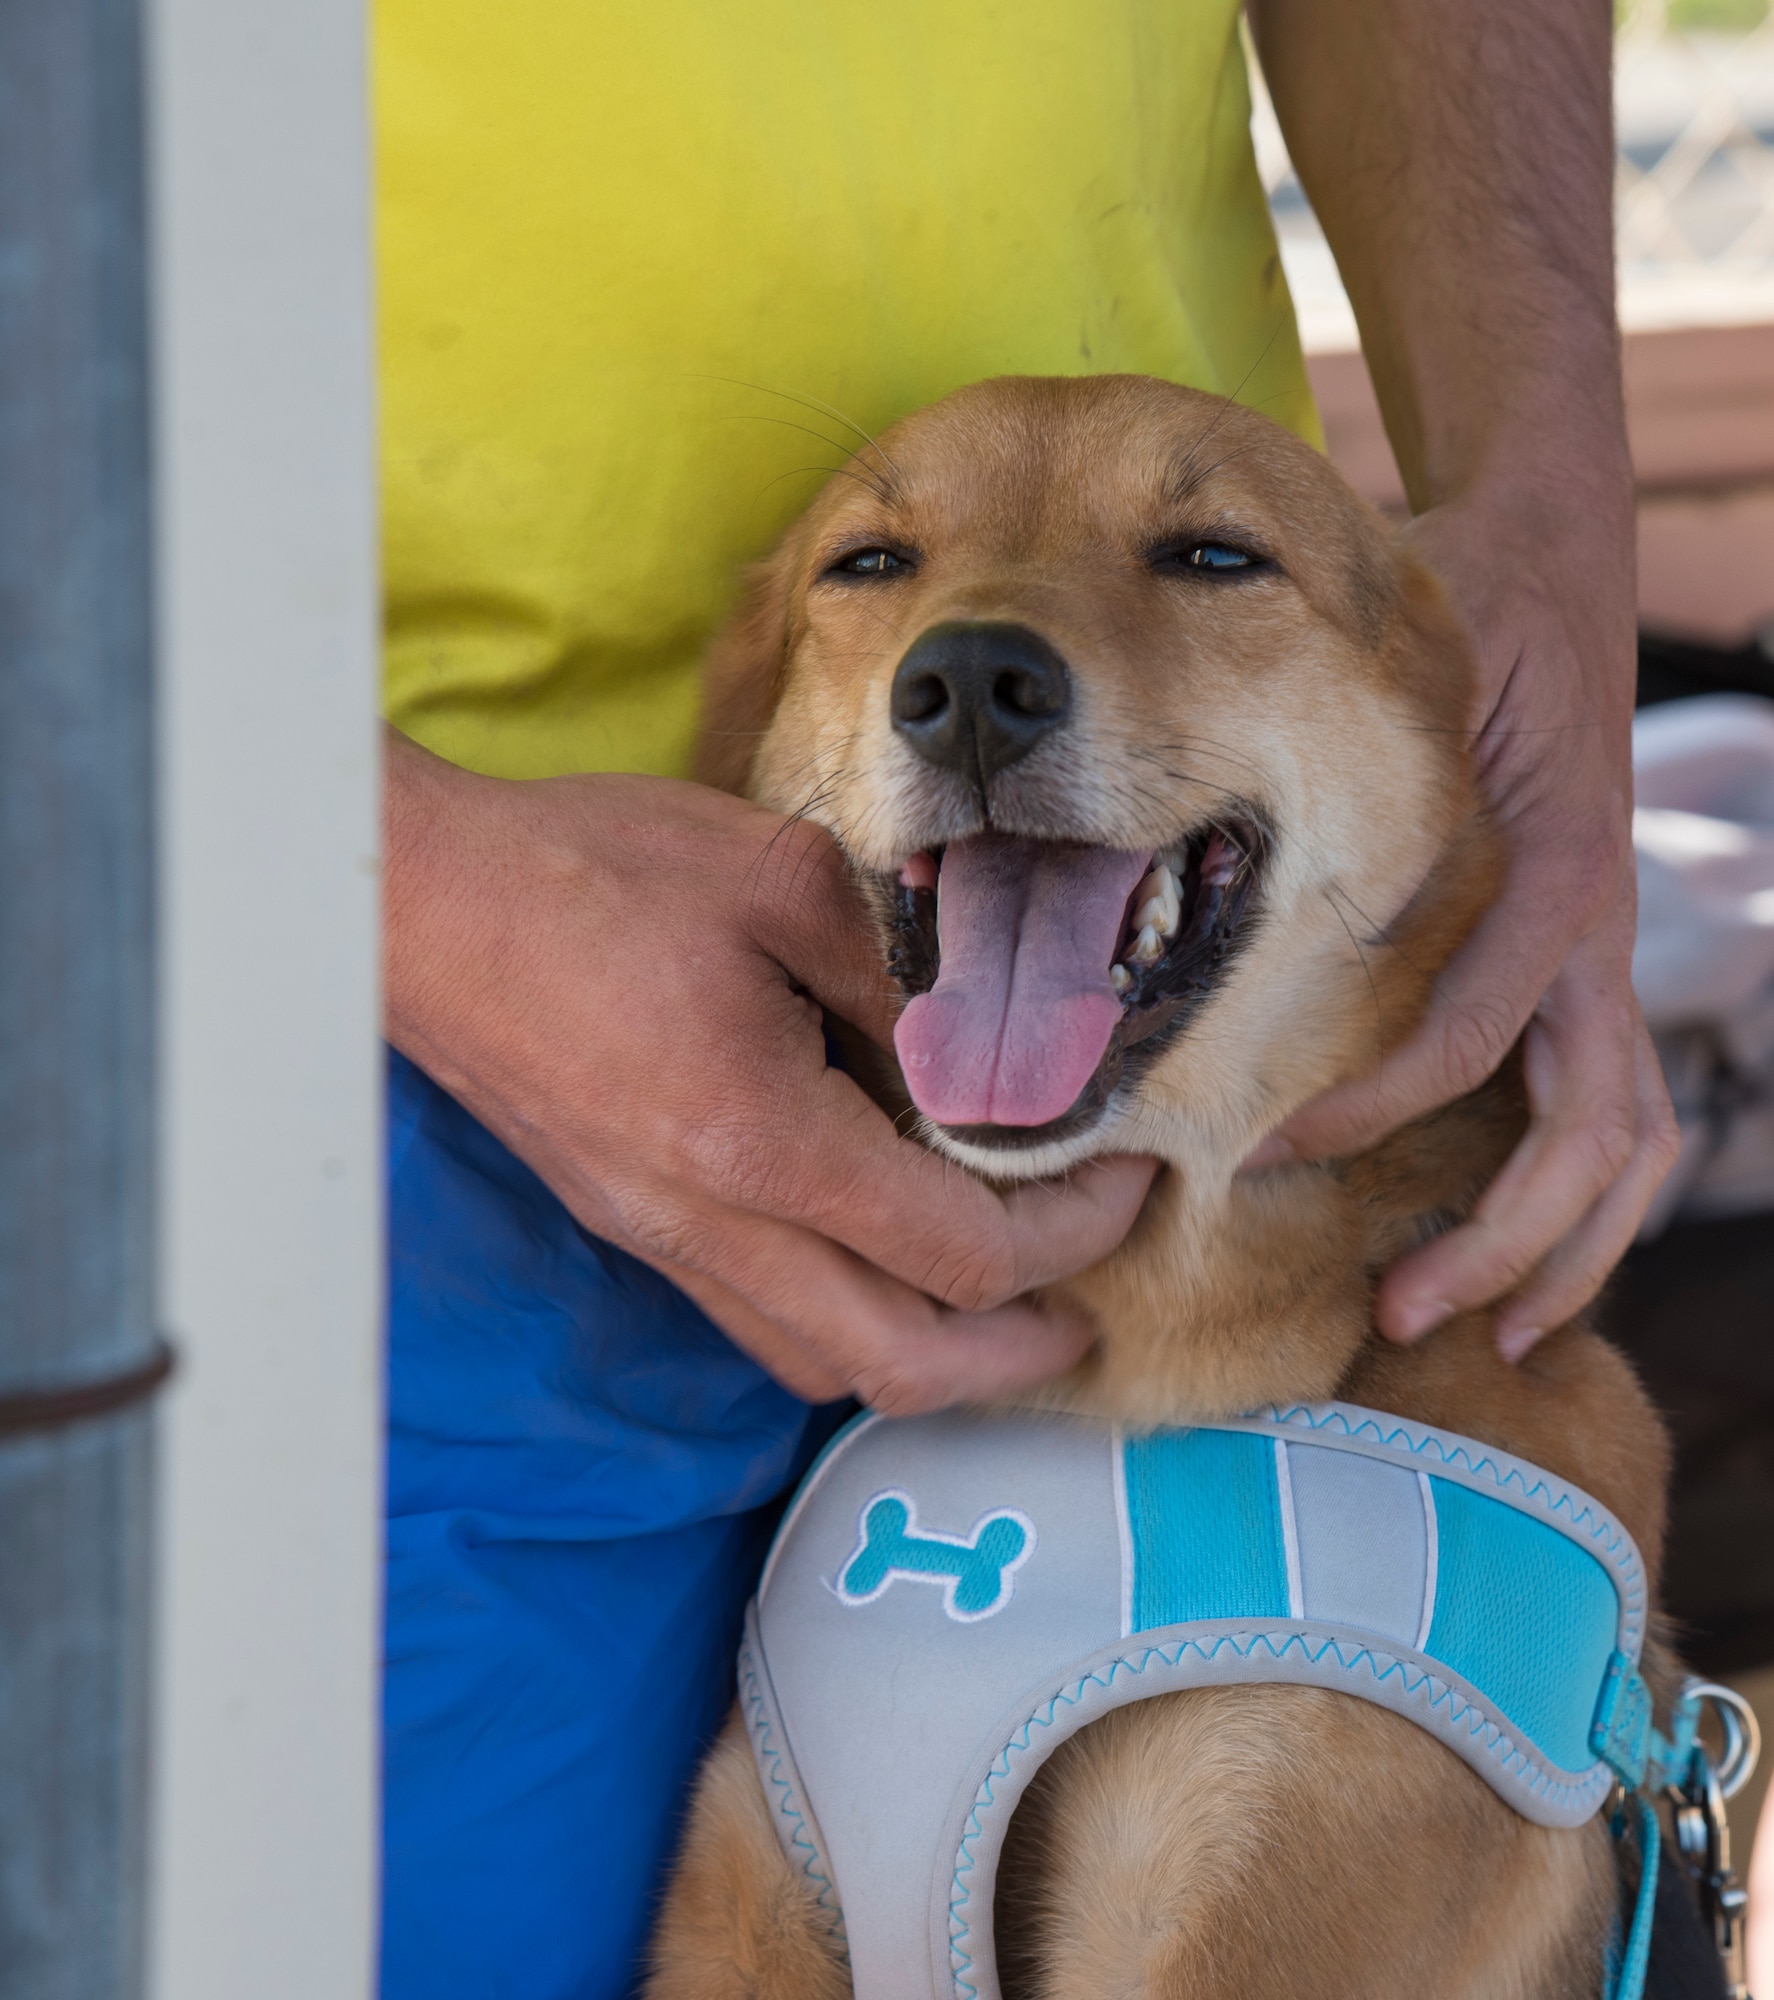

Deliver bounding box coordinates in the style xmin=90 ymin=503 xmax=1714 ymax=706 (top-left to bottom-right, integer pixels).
xmin=914 ymin=1097 xmax=1132 ymax=1183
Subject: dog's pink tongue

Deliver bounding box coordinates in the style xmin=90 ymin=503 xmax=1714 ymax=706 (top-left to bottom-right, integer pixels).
xmin=894 ymin=836 xmax=1152 ymax=1127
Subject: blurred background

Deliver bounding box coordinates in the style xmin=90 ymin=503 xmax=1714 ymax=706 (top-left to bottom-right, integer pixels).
xmin=1259 ymin=0 xmax=1774 ymax=1881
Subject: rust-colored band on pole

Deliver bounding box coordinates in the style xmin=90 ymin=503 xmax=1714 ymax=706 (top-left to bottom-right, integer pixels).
xmin=0 ymin=1341 xmax=174 ymax=1439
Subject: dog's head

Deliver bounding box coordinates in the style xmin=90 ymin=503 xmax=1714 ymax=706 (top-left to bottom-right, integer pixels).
xmin=701 ymin=374 xmax=1491 ymax=1187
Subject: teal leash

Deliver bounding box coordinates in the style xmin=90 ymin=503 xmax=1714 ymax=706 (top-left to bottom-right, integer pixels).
xmin=1591 ymin=1660 xmax=1760 ymax=2000
xmin=1603 ymin=1792 xmax=1662 ymax=2000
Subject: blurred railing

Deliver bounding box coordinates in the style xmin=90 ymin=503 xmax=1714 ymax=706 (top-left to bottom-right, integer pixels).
xmin=1250 ymin=1 xmax=1774 ymax=348
xmin=1616 ymin=0 xmax=1774 ymax=326
xmin=1252 ymin=10 xmax=1774 ymax=651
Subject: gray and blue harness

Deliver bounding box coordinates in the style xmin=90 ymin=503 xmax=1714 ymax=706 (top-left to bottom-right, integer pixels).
xmin=740 ymin=1401 xmax=1698 ymax=2000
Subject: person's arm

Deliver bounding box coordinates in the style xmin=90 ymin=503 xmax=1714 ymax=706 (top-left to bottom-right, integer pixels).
xmin=383 ymin=727 xmax=1155 ymax=1410
xmin=1246 ymin=0 xmax=1679 ymax=1356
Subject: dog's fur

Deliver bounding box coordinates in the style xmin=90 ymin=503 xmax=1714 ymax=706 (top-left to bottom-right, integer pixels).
xmin=647 ymin=375 xmax=1671 ymax=1998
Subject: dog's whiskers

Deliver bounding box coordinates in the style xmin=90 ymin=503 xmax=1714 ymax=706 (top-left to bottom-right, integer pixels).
xmin=1162 ymin=326 xmax=1282 ymax=505
xmin=719 ymin=413 xmax=897 ymax=505
xmin=756 ymin=463 xmax=899 ymax=506
xmin=690 ymin=373 xmax=903 ymax=496
xmin=1320 ymin=884 xmax=1388 ymax=1063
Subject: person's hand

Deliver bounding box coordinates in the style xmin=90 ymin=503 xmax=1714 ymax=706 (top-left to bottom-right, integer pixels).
xmin=1244 ymin=475 xmax=1680 ymax=1359
xmin=383 ymin=731 xmax=1157 ymax=1412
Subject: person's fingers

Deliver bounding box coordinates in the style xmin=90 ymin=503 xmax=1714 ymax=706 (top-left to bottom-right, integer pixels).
xmin=1252 ymin=808 xmax=1629 ymax=1171
xmin=698 ymin=807 xmax=1160 ymax=1305
xmin=994 ymin=1155 xmax=1162 ymax=1290
xmin=631 ymin=1202 xmax=1099 ymax=1415
xmin=1252 ymin=915 xmax=1545 ymax=1169
xmin=736 ymin=813 xmax=904 ymax=1047
xmin=1373 ymin=1008 xmax=1631 ymax=1341
xmin=656 ymin=1262 xmax=854 ymax=1404
xmin=678 ymin=1060 xmax=1157 ymax=1312
xmin=1489 ymin=1022 xmax=1680 ymax=1358
xmin=1372 ymin=938 xmax=1673 ymax=1345
xmin=786 ymin=1087 xmax=1158 ymax=1305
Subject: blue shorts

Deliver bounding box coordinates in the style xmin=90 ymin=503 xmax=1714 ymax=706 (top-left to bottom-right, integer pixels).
xmin=382 ymin=1050 xmax=843 ymax=1998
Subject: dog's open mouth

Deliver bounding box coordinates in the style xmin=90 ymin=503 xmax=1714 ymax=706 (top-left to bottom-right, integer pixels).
xmin=884 ymin=822 xmax=1264 ymax=1151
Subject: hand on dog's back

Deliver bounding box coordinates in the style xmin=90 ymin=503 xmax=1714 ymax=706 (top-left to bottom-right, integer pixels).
xmin=382 ymin=734 xmax=1157 ymax=1412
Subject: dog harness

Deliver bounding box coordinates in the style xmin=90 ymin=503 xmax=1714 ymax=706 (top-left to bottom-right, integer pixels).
xmin=740 ymin=1400 xmax=1709 ymax=2000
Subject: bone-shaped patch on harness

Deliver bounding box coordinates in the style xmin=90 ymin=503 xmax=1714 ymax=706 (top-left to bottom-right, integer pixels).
xmin=834 ymin=1489 xmax=1036 ymax=1622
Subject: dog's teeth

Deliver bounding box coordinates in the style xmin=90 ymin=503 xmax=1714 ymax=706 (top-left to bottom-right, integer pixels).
xmin=1127 ymin=923 xmax=1165 ymax=966
xmin=1131 ymin=865 xmax=1181 ymax=941
xmin=1110 ymin=962 xmax=1133 ymax=995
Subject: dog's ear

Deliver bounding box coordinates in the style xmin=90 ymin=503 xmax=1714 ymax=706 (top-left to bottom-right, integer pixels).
xmin=694 ymin=536 xmax=803 ymax=795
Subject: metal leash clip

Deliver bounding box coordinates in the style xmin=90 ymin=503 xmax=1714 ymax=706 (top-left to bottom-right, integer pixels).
xmin=1665 ymin=1680 xmax=1761 ymax=2000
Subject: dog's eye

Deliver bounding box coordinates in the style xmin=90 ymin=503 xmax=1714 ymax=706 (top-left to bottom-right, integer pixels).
xmin=829 ymin=546 xmax=912 ymax=578
xmin=1148 ymin=537 xmax=1267 ymax=577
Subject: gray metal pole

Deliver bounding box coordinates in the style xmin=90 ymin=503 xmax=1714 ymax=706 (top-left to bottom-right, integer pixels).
xmin=0 ymin=0 xmax=160 ymax=1992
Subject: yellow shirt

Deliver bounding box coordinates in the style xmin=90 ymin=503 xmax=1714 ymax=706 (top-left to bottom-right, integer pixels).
xmin=377 ymin=2 xmax=1315 ymax=781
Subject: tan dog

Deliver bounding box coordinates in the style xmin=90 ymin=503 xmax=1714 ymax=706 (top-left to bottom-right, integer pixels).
xmin=648 ymin=375 xmax=1672 ymax=1998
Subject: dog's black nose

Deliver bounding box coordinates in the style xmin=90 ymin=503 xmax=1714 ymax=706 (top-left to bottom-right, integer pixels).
xmin=890 ymin=623 xmax=1071 ymax=787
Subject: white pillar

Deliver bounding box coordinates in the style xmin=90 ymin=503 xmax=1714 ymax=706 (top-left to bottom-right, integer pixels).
xmin=145 ymin=0 xmax=383 ymax=1993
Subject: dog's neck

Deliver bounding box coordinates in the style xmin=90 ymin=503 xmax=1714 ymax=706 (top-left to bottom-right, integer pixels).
xmin=1023 ymin=1057 xmax=1527 ymax=1429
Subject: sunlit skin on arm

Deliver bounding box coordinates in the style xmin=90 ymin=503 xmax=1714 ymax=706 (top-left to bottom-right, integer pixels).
xmin=1248 ymin=0 xmax=1680 ymax=1354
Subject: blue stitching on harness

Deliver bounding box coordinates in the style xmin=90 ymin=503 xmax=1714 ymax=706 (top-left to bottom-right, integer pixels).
xmin=945 ymin=1628 xmax=1610 ymax=1998
xmin=1258 ymin=1404 xmax=1647 ymax=1651
xmin=737 ymin=1640 xmax=847 ymax=1943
